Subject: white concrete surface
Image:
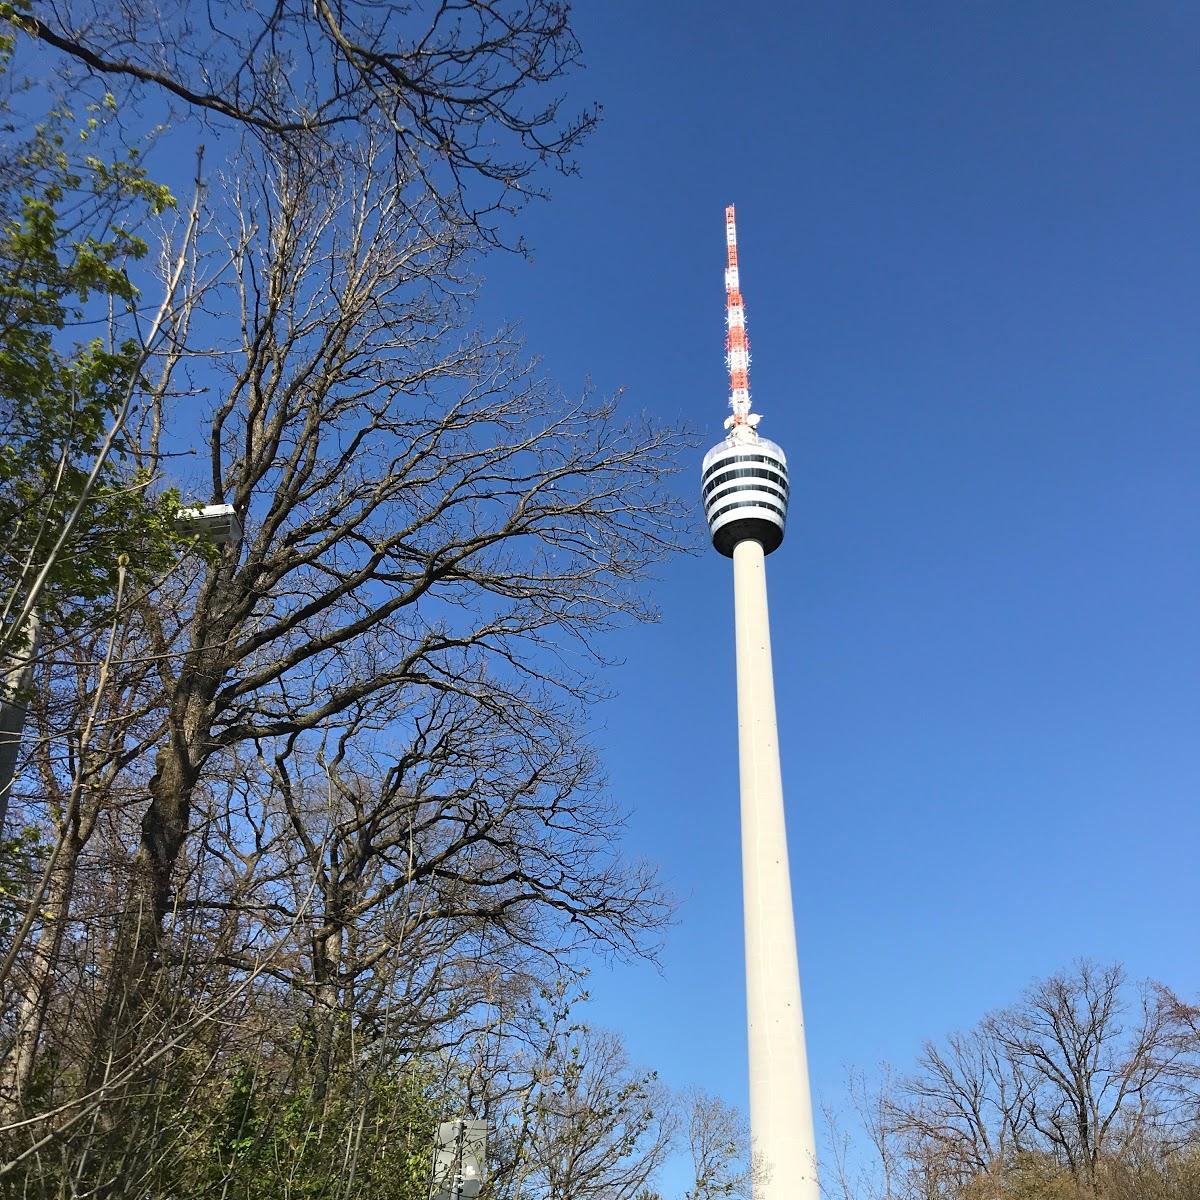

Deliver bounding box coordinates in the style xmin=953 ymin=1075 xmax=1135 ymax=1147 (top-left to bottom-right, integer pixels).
xmin=732 ymin=536 xmax=819 ymax=1200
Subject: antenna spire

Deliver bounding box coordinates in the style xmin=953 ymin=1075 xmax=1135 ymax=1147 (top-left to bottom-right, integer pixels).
xmin=724 ymin=205 xmax=760 ymax=437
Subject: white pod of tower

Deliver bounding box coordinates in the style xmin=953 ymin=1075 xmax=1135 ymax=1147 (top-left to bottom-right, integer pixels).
xmin=703 ymin=206 xmax=819 ymax=1200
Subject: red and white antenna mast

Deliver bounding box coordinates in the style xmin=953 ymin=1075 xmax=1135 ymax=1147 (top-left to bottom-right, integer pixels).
xmin=724 ymin=205 xmax=761 ymax=438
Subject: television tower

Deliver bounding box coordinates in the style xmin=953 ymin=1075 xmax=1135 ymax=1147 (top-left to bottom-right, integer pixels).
xmin=701 ymin=206 xmax=819 ymax=1200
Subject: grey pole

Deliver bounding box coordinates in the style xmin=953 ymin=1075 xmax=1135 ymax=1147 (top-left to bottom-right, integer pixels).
xmin=451 ymin=1119 xmax=464 ymax=1200
xmin=0 ymin=612 xmax=39 ymax=837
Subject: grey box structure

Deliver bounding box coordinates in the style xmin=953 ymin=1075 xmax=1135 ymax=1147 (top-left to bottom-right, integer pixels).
xmin=431 ymin=1119 xmax=487 ymax=1200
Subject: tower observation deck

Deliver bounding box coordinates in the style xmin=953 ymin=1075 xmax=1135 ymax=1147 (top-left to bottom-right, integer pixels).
xmin=701 ymin=436 xmax=789 ymax=556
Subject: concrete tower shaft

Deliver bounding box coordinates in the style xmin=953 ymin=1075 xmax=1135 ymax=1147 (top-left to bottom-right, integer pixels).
xmin=732 ymin=538 xmax=818 ymax=1200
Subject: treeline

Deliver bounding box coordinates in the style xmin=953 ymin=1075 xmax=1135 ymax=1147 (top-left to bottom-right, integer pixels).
xmin=828 ymin=962 xmax=1200 ymax=1200
xmin=0 ymin=3 xmax=755 ymax=1197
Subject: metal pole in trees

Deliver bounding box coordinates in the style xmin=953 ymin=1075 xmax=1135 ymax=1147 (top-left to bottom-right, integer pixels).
xmin=0 ymin=611 xmax=39 ymax=837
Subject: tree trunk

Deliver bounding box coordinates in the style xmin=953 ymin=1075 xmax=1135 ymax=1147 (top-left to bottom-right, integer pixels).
xmin=0 ymin=831 xmax=80 ymax=1115
xmin=310 ymin=867 xmax=346 ymax=1107
xmin=89 ymin=700 xmax=208 ymax=1078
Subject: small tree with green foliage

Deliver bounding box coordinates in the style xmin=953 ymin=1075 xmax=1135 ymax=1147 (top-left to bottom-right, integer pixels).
xmin=0 ymin=27 xmax=188 ymax=657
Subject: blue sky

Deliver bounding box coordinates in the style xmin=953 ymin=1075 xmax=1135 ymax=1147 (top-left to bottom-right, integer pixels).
xmin=473 ymin=0 xmax=1200 ymax=1157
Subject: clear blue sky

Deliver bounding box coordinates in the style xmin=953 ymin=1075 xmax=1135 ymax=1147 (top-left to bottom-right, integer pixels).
xmin=475 ymin=0 xmax=1200 ymax=1151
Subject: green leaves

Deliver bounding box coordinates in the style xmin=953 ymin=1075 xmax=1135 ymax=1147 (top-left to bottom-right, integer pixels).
xmin=181 ymin=1057 xmax=443 ymax=1200
xmin=0 ymin=57 xmax=186 ymax=637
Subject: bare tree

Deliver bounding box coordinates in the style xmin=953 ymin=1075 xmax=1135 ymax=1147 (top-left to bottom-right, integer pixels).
xmin=512 ymin=1022 xmax=675 ymax=1200
xmin=819 ymin=1068 xmax=906 ymax=1200
xmin=11 ymin=0 xmax=598 ymax=237
xmin=987 ymin=962 xmax=1186 ymax=1190
xmin=91 ymin=129 xmax=683 ymax=1030
xmin=840 ymin=963 xmax=1200 ymax=1200
xmin=682 ymin=1088 xmax=757 ymax=1200
xmin=885 ymin=1027 xmax=1033 ymax=1192
xmin=176 ymin=704 xmax=667 ymax=1103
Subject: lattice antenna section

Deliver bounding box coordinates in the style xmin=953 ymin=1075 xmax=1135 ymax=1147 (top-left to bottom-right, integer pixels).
xmin=724 ymin=205 xmax=761 ymax=435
